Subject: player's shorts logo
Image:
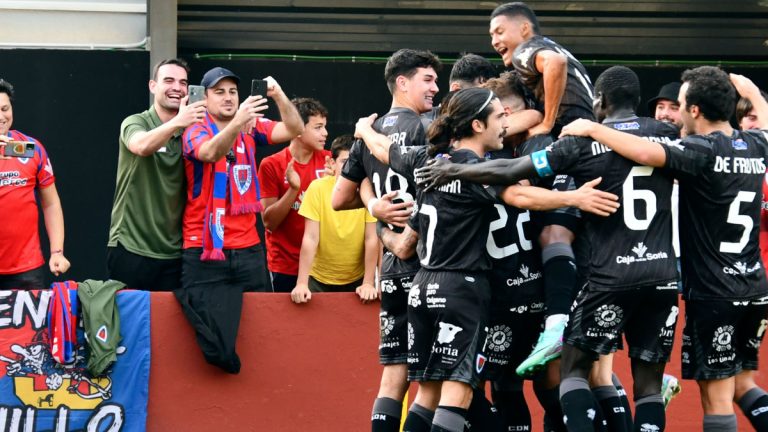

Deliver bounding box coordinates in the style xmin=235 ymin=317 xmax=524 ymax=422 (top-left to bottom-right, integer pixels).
xmin=595 ymin=304 xmax=623 ymax=328
xmin=407 ymin=323 xmax=415 ymax=350
xmin=408 ymin=285 xmax=422 ymax=308
xmin=713 ymin=325 xmax=734 ymax=352
xmin=487 ymin=325 xmax=513 ymax=353
xmin=380 ymin=279 xmax=397 ymax=294
xmin=665 ymin=306 xmax=679 ymax=327
xmin=379 ymin=312 xmax=394 ymax=337
xmin=639 ymin=424 xmax=660 ymax=432
xmin=437 ymin=322 xmax=463 ymax=344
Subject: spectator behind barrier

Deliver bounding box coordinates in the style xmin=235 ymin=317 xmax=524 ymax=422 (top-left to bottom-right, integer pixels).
xmin=0 ymin=79 xmax=70 ymax=289
xmin=290 ymin=134 xmax=378 ymax=304
xmin=107 ymin=58 xmax=206 ymax=292
xmin=258 ymin=98 xmax=331 ymax=293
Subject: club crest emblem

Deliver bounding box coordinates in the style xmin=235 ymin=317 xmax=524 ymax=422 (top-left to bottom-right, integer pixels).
xmin=233 ymin=164 xmax=252 ymax=195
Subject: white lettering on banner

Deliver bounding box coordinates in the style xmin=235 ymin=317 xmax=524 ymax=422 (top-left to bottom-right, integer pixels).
xmin=0 ymin=290 xmax=50 ymax=329
xmin=0 ymin=405 xmax=125 ymax=432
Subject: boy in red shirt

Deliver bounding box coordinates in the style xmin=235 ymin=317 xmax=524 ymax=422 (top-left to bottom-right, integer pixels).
xmin=258 ymin=98 xmax=331 ymax=292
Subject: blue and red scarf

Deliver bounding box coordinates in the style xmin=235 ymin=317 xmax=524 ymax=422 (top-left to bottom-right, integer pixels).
xmin=47 ymin=280 xmax=79 ymax=364
xmin=201 ymin=123 xmax=263 ymax=261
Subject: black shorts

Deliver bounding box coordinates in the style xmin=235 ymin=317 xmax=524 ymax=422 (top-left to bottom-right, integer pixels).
xmin=564 ymin=283 xmax=679 ymax=363
xmin=379 ymin=273 xmax=415 ymax=365
xmin=682 ymin=296 xmax=768 ymax=381
xmin=107 ymin=243 xmax=181 ymax=291
xmin=407 ymin=270 xmax=491 ymax=387
xmin=535 ymin=175 xmax=581 ymax=233
xmin=480 ymin=285 xmax=545 ymax=382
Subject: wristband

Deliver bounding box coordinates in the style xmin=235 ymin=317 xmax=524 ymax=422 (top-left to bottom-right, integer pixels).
xmin=531 ymin=150 xmax=554 ymax=177
xmin=51 ymin=249 xmax=63 ymax=255
xmin=367 ymin=197 xmax=379 ymax=216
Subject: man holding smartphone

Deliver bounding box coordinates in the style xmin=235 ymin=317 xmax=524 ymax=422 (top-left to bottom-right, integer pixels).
xmin=107 ymin=58 xmax=206 ymax=291
xmin=0 ymin=78 xmax=70 ymax=289
xmin=177 ymin=66 xmax=303 ymax=372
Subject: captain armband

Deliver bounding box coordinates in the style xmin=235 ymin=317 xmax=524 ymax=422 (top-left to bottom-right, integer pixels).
xmin=531 ymin=150 xmax=554 ymax=177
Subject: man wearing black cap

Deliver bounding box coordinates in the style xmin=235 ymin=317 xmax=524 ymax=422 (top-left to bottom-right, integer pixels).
xmin=176 ymin=66 xmax=303 ymax=373
xmin=649 ymin=82 xmax=683 ymax=129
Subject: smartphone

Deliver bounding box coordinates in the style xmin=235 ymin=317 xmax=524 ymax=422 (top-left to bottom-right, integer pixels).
xmin=3 ymin=141 xmax=35 ymax=158
xmin=251 ymin=79 xmax=268 ymax=97
xmin=188 ymin=85 xmax=205 ymax=104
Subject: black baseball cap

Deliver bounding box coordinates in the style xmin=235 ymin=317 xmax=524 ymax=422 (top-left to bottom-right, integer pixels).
xmin=647 ymin=82 xmax=682 ymax=114
xmin=201 ymin=67 xmax=240 ymax=89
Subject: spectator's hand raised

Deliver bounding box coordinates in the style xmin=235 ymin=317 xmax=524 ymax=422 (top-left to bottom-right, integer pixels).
xmin=234 ymin=95 xmax=268 ymax=129
xmin=263 ymin=76 xmax=282 ymax=98
xmin=290 ymin=284 xmax=312 ymax=304
xmin=0 ymin=135 xmax=11 ymax=160
xmin=355 ymin=283 xmax=378 ymax=304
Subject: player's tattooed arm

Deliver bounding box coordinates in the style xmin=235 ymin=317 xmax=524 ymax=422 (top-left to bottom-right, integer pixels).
xmin=376 ymin=223 xmax=418 ymax=260
xmin=731 ymin=73 xmax=768 ymax=129
xmin=560 ymin=119 xmax=667 ymax=167
xmin=500 ymin=177 xmax=619 ymax=216
xmin=530 ymin=50 xmax=567 ymax=137
xmin=415 ymin=156 xmax=536 ymax=191
xmin=355 ymin=113 xmax=392 ymax=164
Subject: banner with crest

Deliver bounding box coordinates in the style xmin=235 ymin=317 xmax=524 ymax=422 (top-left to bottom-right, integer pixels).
xmin=0 ymin=289 xmax=150 ymax=431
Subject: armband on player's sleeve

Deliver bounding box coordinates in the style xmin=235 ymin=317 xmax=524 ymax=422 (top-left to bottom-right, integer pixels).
xmin=531 ymin=150 xmax=554 ymax=177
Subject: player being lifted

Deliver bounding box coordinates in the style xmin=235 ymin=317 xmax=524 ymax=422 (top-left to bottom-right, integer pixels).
xmin=490 ymin=2 xmax=598 ymax=374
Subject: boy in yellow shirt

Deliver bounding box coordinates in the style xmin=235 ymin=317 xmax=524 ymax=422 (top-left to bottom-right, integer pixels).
xmin=290 ymin=135 xmax=379 ymax=303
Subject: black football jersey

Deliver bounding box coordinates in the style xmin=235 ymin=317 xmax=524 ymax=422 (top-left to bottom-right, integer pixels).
xmin=486 ymin=148 xmax=543 ymax=294
xmin=399 ymin=148 xmax=501 ymax=271
xmin=511 ymin=36 xmax=595 ymax=123
xmin=341 ymin=107 xmax=427 ymax=277
xmin=545 ymin=117 xmax=680 ymax=290
xmin=663 ymin=129 xmax=768 ymax=300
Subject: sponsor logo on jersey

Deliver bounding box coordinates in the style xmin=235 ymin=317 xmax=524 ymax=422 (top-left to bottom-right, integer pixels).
xmin=723 ymin=260 xmax=761 ymax=276
xmin=732 ymin=139 xmax=748 ymax=150
xmin=408 ymin=285 xmax=422 ymax=308
xmin=0 ymin=171 xmax=28 ymax=187
xmin=380 ymin=279 xmax=397 ymax=294
xmin=616 ymin=242 xmax=669 ymax=265
xmin=382 ymin=116 xmax=398 ymax=128
xmin=506 ymin=264 xmax=543 ymax=287
xmin=426 ymin=283 xmax=446 ymax=309
xmin=613 ymin=122 xmax=640 ymax=131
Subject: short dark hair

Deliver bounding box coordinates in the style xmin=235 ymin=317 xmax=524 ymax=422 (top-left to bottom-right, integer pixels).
xmin=292 ymin=97 xmax=328 ymax=124
xmin=0 ymin=79 xmax=14 ymax=103
xmin=736 ymin=90 xmax=768 ymax=124
xmin=681 ymin=66 xmax=735 ymax=122
xmin=482 ymin=71 xmax=527 ymax=111
xmin=490 ymin=2 xmax=541 ymax=35
xmin=330 ymin=134 xmax=354 ymax=159
xmin=594 ymin=66 xmax=641 ymax=111
xmin=449 ymin=53 xmax=497 ymax=86
xmin=384 ymin=49 xmax=442 ymax=94
xmin=428 ymin=88 xmax=498 ymax=156
xmin=152 ymin=58 xmax=190 ymax=81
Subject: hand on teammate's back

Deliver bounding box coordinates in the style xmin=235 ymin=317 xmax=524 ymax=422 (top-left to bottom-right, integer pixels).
xmin=570 ymin=177 xmax=620 ymax=217
xmin=372 ymin=191 xmax=414 ymax=227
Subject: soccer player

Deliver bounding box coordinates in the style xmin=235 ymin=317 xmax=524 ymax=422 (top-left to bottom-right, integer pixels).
xmin=258 ymin=97 xmax=331 ymax=292
xmin=490 ymin=2 xmax=597 ymax=373
xmin=331 ymin=48 xmax=441 ymax=432
xmin=560 ymin=67 xmax=768 ymax=432
xmin=0 ymin=79 xmax=70 ymax=289
xmin=415 ymin=66 xmax=682 ymax=432
xmin=373 ymin=88 xmax=619 ymax=432
xmin=107 ymin=58 xmax=206 ymax=291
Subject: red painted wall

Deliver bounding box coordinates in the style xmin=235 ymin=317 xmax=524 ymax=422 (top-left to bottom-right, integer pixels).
xmin=148 ymin=293 xmax=767 ymax=431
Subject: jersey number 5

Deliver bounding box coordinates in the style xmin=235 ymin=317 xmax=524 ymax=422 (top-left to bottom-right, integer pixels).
xmin=720 ymin=191 xmax=756 ymax=254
